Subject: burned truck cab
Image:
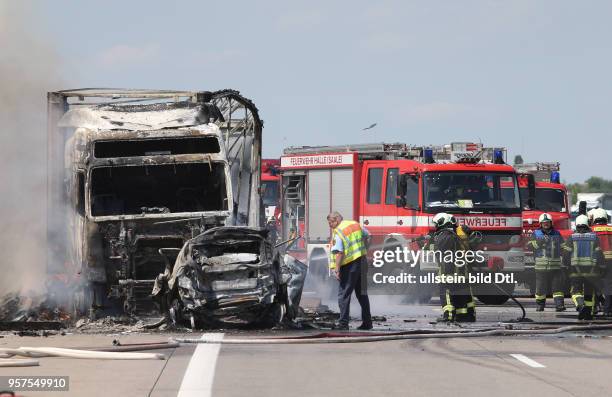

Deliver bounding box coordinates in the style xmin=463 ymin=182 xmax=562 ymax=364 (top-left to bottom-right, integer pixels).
xmin=63 ymin=113 xmax=233 ymax=315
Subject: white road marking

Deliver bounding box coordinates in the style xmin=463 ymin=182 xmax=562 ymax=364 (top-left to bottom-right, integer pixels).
xmin=510 ymin=354 xmax=546 ymax=368
xmin=178 ymin=333 xmax=224 ymax=397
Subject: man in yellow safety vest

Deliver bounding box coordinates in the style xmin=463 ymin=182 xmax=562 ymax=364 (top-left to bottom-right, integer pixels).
xmin=327 ymin=211 xmax=372 ymax=330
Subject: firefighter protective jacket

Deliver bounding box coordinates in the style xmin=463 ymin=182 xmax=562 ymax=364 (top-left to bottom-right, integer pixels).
xmin=562 ymin=231 xmax=603 ymax=278
xmin=528 ymin=229 xmax=563 ymax=271
xmin=433 ymin=225 xmax=470 ymax=275
xmin=592 ymin=224 xmax=612 ymax=264
xmin=329 ymin=220 xmax=367 ymax=269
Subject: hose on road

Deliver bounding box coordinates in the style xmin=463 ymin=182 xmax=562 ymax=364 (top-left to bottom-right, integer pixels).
xmin=0 ymin=359 xmax=39 ymax=367
xmin=173 ymin=323 xmax=612 ymax=345
xmin=0 ymin=347 xmax=166 ymax=360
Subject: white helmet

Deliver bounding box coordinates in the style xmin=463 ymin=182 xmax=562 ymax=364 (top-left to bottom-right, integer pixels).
xmin=432 ymin=213 xmax=455 ymax=228
xmin=592 ymin=208 xmax=608 ymax=223
xmin=587 ymin=208 xmax=597 ymax=223
xmin=575 ymin=214 xmax=590 ymax=228
xmin=539 ymin=213 xmax=553 ymax=224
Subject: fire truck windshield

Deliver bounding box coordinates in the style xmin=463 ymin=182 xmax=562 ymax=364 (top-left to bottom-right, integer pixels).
xmin=261 ymin=180 xmax=279 ymax=207
xmin=520 ymin=187 xmax=565 ymax=212
xmin=424 ymin=172 xmax=520 ymax=213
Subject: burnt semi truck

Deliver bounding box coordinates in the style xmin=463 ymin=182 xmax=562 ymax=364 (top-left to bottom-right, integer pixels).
xmin=47 ymin=89 xmax=267 ymax=317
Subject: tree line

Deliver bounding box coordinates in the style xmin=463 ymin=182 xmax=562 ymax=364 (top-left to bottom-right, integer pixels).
xmin=566 ymin=177 xmax=612 ymax=203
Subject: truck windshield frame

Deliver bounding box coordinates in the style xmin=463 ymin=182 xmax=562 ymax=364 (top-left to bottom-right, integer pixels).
xmin=88 ymin=162 xmax=230 ymax=219
xmin=423 ymin=171 xmax=521 ymax=214
xmin=521 ymin=187 xmax=566 ymax=213
xmin=261 ymin=180 xmax=279 ymax=207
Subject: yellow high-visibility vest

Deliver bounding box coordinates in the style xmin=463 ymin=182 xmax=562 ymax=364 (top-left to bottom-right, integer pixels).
xmin=328 ymin=220 xmax=367 ymax=269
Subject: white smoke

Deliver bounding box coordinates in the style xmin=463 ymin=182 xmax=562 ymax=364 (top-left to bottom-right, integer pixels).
xmin=0 ymin=3 xmax=65 ymax=295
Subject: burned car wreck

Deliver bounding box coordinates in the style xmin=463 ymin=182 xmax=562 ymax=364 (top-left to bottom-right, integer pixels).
xmin=153 ymin=227 xmax=306 ymax=328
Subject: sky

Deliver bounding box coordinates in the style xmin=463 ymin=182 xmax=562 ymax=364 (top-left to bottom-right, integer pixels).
xmin=11 ymin=0 xmax=612 ymax=182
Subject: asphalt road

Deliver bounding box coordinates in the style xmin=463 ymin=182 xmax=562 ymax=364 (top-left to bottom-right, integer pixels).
xmin=2 ymin=299 xmax=612 ymax=397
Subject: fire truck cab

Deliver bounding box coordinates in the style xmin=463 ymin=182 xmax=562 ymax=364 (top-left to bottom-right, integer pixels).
xmin=261 ymin=159 xmax=280 ymax=221
xmin=279 ymin=143 xmax=532 ymax=305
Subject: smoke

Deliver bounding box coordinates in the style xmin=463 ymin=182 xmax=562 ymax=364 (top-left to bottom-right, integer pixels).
xmin=0 ymin=3 xmax=65 ymax=295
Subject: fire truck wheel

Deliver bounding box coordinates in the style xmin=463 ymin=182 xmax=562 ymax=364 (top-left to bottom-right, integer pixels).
xmin=403 ymin=288 xmax=433 ymax=304
xmin=475 ymin=295 xmax=510 ymax=305
xmin=475 ymin=282 xmax=514 ymax=305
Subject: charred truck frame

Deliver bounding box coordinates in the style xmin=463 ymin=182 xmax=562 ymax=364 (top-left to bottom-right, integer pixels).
xmin=47 ymin=89 xmax=263 ymax=317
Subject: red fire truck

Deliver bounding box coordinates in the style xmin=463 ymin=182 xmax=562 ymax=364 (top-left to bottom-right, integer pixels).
xmin=514 ymin=162 xmax=572 ymax=293
xmin=261 ymin=159 xmax=281 ymax=219
xmin=261 ymin=158 xmax=281 ymax=241
xmin=279 ymin=142 xmax=533 ymax=304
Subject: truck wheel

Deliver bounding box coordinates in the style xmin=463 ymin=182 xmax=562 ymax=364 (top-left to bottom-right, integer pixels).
xmin=475 ymin=282 xmax=515 ymax=305
xmin=476 ymin=295 xmax=510 ymax=305
xmin=254 ymin=302 xmax=284 ymax=329
xmin=404 ymin=288 xmax=433 ymax=304
xmin=383 ymin=241 xmax=432 ymax=304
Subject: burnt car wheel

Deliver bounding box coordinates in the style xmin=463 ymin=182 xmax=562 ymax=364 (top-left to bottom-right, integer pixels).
xmin=254 ymin=302 xmax=284 ymax=329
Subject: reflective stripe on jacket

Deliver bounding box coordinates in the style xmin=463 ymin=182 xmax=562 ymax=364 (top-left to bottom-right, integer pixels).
xmin=329 ymin=220 xmax=367 ymax=269
xmin=529 ymin=229 xmax=562 ymax=271
xmin=593 ymin=225 xmax=612 ymax=261
xmin=456 ymin=225 xmax=471 ymax=251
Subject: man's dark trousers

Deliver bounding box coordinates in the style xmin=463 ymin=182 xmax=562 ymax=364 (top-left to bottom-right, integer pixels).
xmin=338 ymin=256 xmax=372 ymax=327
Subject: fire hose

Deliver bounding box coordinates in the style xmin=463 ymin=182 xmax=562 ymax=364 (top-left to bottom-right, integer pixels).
xmin=172 ymin=323 xmax=612 ymax=344
xmin=0 ymin=341 xmax=176 ymax=367
xmin=0 ymin=347 xmax=166 ymax=360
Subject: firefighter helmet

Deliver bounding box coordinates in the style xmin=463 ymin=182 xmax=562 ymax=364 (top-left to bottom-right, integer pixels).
xmin=575 ymin=214 xmax=589 ymax=228
xmin=539 ymin=213 xmax=553 ymax=224
xmin=587 ymin=208 xmax=596 ymax=223
xmin=592 ymin=208 xmax=608 ymax=224
xmin=432 ymin=213 xmax=454 ymax=228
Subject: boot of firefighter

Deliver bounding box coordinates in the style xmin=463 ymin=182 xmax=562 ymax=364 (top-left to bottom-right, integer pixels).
xmin=579 ymin=305 xmax=593 ymax=320
xmin=604 ymin=296 xmax=612 ymax=317
xmin=439 ymin=304 xmax=455 ymax=322
xmin=535 ymin=298 xmax=546 ymax=312
xmin=465 ymin=299 xmax=476 ymax=322
xmin=553 ymin=295 xmax=566 ymax=312
xmin=582 ymin=298 xmax=595 ymax=320
xmin=455 ymin=307 xmax=475 ymax=323
xmin=573 ymin=295 xmax=585 ymax=313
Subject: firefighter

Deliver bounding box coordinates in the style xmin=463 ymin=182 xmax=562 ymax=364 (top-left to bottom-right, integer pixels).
xmin=528 ymin=213 xmax=566 ymax=312
xmin=327 ymin=211 xmax=372 ymax=330
xmin=432 ymin=212 xmax=476 ymax=322
xmin=562 ymin=214 xmax=604 ymax=320
xmin=590 ymin=208 xmax=612 ymax=316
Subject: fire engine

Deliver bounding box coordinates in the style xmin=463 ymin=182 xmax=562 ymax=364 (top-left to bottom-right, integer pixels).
xmin=261 ymin=158 xmax=281 ymax=232
xmin=279 ymin=142 xmax=534 ymax=305
xmin=513 ymin=162 xmax=572 ymax=293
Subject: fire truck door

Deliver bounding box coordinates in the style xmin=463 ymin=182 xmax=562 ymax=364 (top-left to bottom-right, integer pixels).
xmin=396 ymin=172 xmax=422 ymax=236
xmin=383 ymin=167 xmax=400 ymax=234
xmin=361 ymin=164 xmax=384 ymax=237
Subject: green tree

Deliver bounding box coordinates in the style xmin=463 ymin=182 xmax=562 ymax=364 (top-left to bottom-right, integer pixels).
xmin=566 ymin=176 xmax=612 ymax=202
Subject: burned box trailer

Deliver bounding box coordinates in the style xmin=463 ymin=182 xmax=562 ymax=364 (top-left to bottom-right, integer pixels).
xmin=47 ymin=89 xmax=264 ymax=316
